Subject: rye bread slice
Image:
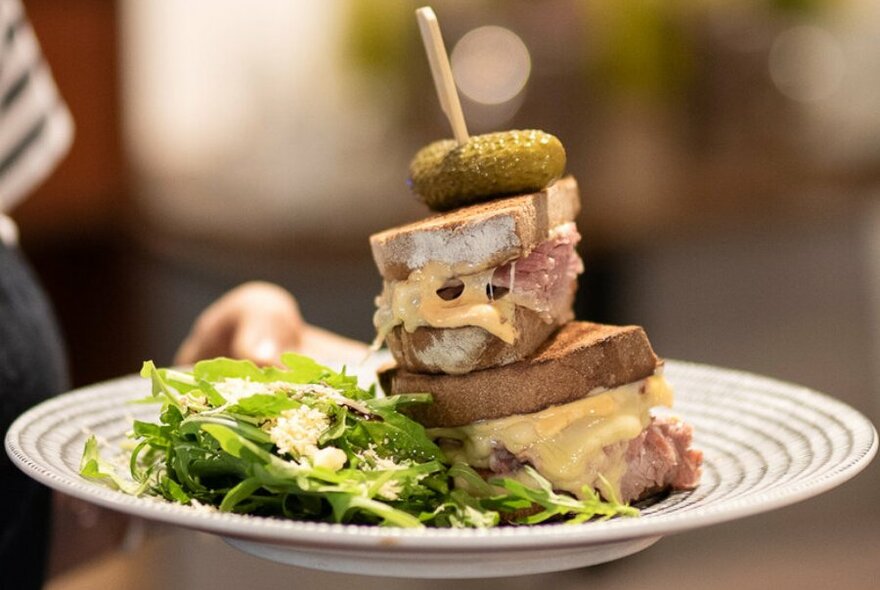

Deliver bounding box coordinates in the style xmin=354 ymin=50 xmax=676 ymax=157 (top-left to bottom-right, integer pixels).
xmin=385 ymin=295 xmax=575 ymax=375
xmin=370 ymin=176 xmax=580 ymax=282
xmin=378 ymin=322 xmax=660 ymax=427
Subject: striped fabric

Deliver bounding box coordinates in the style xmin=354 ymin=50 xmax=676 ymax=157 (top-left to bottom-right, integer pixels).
xmin=0 ymin=0 xmax=73 ymax=244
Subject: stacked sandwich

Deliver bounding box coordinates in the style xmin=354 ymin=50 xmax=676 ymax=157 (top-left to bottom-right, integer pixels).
xmin=369 ymin=131 xmax=701 ymax=505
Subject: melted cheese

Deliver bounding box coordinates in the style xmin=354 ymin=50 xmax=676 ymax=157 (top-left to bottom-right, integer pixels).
xmin=372 ymin=223 xmax=583 ymax=347
xmin=429 ymin=375 xmax=675 ymax=499
xmin=374 ymin=261 xmax=517 ymax=345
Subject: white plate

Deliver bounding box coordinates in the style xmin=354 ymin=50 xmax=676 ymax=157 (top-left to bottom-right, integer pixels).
xmin=5 ymin=360 xmax=877 ymax=578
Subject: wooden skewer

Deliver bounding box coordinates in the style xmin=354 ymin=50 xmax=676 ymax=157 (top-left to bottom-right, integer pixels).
xmin=416 ymin=6 xmax=469 ymax=145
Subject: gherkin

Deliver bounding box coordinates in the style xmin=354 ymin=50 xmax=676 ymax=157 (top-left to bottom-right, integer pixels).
xmin=408 ymin=130 xmax=566 ymax=211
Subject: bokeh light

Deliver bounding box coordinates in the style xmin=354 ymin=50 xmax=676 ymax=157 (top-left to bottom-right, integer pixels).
xmin=450 ymin=25 xmax=531 ymax=105
xmin=769 ymin=25 xmax=846 ymax=103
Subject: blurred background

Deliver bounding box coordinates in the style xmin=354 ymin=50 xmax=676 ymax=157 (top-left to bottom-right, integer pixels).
xmin=11 ymin=0 xmax=879 ymax=588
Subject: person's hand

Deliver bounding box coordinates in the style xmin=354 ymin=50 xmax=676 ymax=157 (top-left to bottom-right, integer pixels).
xmin=175 ymin=281 xmax=368 ymax=366
xmin=175 ymin=282 xmax=303 ymax=366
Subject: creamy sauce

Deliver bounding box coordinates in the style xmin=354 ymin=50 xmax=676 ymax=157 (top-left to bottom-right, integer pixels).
xmin=372 ymin=223 xmax=582 ymax=347
xmin=374 ymin=261 xmax=518 ymax=345
xmin=430 ymin=375 xmax=675 ymax=499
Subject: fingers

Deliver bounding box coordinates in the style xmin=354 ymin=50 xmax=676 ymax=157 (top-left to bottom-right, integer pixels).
xmin=229 ymin=296 xmax=303 ymax=366
xmin=175 ymin=281 xmax=371 ymax=368
xmin=175 ymin=299 xmax=237 ymax=365
xmin=299 ymin=324 xmax=370 ymax=365
xmin=174 ymin=282 xmax=305 ymax=366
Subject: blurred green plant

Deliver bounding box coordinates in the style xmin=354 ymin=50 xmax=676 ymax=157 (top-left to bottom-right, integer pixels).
xmin=343 ymin=0 xmax=415 ymax=77
xmin=769 ymin=0 xmax=833 ymax=14
xmin=588 ymin=0 xmax=695 ymax=102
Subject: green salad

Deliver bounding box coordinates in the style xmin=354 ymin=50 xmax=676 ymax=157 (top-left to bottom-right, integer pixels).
xmin=81 ymin=353 xmax=637 ymax=528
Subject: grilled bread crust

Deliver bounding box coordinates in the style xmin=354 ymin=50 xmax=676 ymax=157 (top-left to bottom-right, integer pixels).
xmin=379 ymin=322 xmax=661 ymax=428
xmin=385 ymin=277 xmax=577 ymax=374
xmin=386 ymin=308 xmax=561 ymax=375
xmin=370 ymin=177 xmax=580 ymax=282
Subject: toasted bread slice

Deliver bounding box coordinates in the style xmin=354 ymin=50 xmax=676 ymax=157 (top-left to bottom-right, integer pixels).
xmin=379 ymin=322 xmax=660 ymax=427
xmin=370 ymin=176 xmax=580 ymax=281
xmin=385 ymin=277 xmax=577 ymax=374
xmin=385 ymin=306 xmax=563 ymax=375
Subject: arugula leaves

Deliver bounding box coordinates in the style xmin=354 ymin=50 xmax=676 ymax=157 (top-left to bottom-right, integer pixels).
xmin=80 ymin=355 xmax=638 ymax=528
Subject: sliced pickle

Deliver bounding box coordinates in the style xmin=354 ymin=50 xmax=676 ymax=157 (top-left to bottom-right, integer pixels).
xmin=408 ymin=129 xmax=566 ymax=211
